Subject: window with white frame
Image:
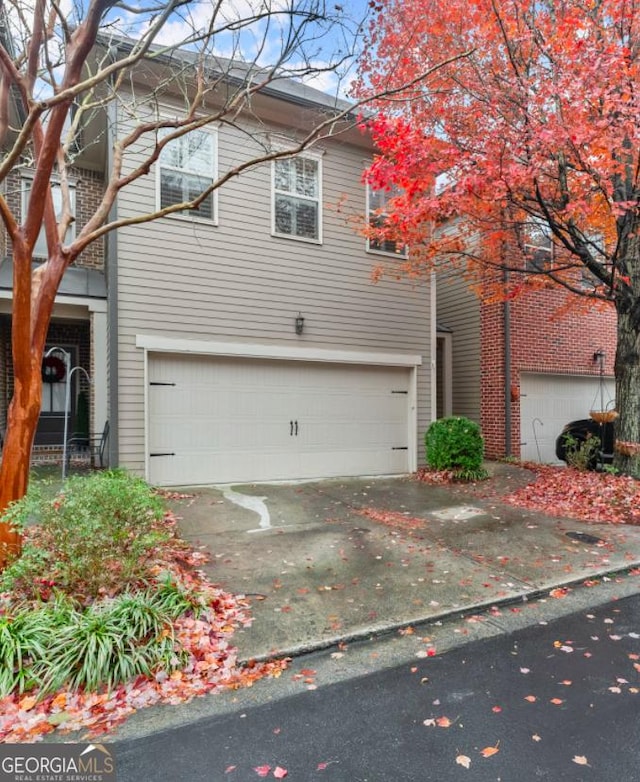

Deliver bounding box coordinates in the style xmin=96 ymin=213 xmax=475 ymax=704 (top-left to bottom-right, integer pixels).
xmin=272 ymin=155 xmax=321 ymax=241
xmin=579 ymin=231 xmax=609 ymax=289
xmin=523 ymin=218 xmax=553 ymax=271
xmin=367 ymin=183 xmax=407 ymax=257
xmin=21 ymin=178 xmax=76 ymax=259
xmin=158 ymin=128 xmax=216 ymax=221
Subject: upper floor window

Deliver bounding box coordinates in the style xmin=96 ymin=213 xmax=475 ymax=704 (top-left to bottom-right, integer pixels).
xmin=523 ymin=218 xmax=553 ymax=271
xmin=21 ymin=178 xmax=76 ymax=259
xmin=367 ymin=184 xmax=407 ymax=257
xmin=272 ymin=155 xmax=321 ymax=242
xmin=158 ymin=128 xmax=217 ymax=221
xmin=579 ymin=231 xmax=609 ymax=289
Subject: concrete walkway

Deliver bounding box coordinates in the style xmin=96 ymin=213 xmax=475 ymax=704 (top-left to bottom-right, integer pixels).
xmin=168 ymin=463 xmax=640 ymax=662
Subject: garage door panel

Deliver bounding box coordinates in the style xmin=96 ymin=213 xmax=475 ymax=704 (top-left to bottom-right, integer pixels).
xmin=520 ymin=373 xmax=615 ymax=463
xmin=148 ymin=354 xmax=411 ymax=485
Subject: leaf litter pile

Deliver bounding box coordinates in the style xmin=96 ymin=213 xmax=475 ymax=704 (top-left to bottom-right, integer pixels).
xmin=0 ymin=510 xmax=287 ymax=742
xmin=502 ymin=465 xmax=640 ymax=525
xmin=419 ymin=464 xmax=640 ymax=525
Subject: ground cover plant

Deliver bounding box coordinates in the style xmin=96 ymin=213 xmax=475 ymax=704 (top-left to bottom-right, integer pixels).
xmin=0 ymin=471 xmax=286 ymax=741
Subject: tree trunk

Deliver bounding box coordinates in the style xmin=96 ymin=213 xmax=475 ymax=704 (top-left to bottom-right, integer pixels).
xmin=613 ymin=307 xmax=640 ymax=478
xmin=0 ymin=366 xmax=43 ymax=566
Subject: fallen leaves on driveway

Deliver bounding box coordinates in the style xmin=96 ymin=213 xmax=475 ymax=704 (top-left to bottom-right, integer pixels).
xmin=502 ymin=466 xmax=640 ymax=525
xmin=355 ymin=507 xmax=426 ymax=531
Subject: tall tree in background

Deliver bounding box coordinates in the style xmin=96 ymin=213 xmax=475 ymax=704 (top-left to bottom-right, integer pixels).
xmin=357 ymin=0 xmax=640 ymax=476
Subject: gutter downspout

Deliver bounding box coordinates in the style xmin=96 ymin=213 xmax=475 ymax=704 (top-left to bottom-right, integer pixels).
xmin=503 ymin=270 xmax=512 ymax=458
xmin=106 ymin=98 xmax=119 ymax=467
xmin=430 ymin=271 xmax=437 ymax=423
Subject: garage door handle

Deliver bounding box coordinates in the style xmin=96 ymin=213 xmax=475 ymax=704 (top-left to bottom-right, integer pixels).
xmin=295 ymin=420 xmax=298 ymax=436
xmin=290 ymin=420 xmax=294 ymax=436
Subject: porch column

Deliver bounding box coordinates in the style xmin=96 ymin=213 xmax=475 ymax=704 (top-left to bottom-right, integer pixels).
xmin=89 ymin=301 xmax=108 ymax=454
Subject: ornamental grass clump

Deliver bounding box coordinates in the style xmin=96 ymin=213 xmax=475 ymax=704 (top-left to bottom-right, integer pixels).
xmin=0 ymin=583 xmax=194 ymax=698
xmin=425 ymin=416 xmax=487 ymax=481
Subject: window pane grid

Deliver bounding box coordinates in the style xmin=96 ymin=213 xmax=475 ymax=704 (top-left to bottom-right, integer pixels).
xmin=367 ymin=184 xmax=407 ymax=257
xmin=158 ymin=129 xmax=215 ymax=220
xmin=524 ymin=220 xmax=553 ymax=271
xmin=273 ymin=157 xmax=320 ymax=240
xmin=22 ymin=180 xmax=76 ymax=259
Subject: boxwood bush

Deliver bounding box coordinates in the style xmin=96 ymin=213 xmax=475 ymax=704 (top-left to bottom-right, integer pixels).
xmin=425 ymin=416 xmax=487 ymax=481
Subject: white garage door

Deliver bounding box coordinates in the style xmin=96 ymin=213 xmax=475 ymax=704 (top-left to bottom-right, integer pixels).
xmin=520 ymin=373 xmax=615 ymax=463
xmin=148 ymin=353 xmax=411 ymax=485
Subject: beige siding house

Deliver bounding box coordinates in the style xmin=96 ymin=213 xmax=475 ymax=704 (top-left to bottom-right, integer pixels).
xmin=436 ymin=271 xmax=481 ymax=423
xmin=110 ymin=84 xmax=434 ymax=485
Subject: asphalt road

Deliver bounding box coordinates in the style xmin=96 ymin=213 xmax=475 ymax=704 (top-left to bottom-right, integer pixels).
xmin=114 ymin=593 xmax=640 ymax=781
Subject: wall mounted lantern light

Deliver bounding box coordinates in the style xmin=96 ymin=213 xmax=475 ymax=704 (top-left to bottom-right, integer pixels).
xmin=295 ymin=313 xmax=305 ymax=335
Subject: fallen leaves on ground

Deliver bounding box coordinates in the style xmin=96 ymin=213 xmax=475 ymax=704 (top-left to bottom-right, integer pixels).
xmin=355 ymin=507 xmax=426 ymax=531
xmin=502 ymin=466 xmax=640 ymax=525
xmin=423 ymin=715 xmax=456 ymax=728
xmin=456 ymin=754 xmax=472 ymax=769
xmin=417 ymin=464 xmax=640 ymax=525
xmin=0 ymin=511 xmax=288 ymax=742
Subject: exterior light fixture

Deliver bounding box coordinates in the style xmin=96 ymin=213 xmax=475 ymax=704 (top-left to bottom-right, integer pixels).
xmin=295 ymin=313 xmax=305 ymax=335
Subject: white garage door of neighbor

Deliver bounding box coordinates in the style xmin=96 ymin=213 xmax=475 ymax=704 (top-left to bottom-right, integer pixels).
xmin=520 ymin=373 xmax=614 ymax=463
xmin=148 ymin=353 xmax=412 ymax=485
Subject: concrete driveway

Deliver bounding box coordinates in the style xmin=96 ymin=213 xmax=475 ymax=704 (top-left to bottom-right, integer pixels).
xmin=168 ymin=468 xmax=640 ymax=661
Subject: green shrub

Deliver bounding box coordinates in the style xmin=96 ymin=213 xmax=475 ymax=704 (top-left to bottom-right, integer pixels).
xmin=425 ymin=416 xmax=487 ymax=481
xmin=0 ymin=470 xmax=168 ymax=600
xmin=563 ymin=432 xmax=601 ymax=472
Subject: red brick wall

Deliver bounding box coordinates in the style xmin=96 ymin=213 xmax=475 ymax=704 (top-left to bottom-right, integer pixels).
xmin=481 ymin=288 xmax=617 ymax=458
xmin=3 ymin=166 xmax=104 ymax=270
xmin=1 ymin=316 xmax=91 ymax=454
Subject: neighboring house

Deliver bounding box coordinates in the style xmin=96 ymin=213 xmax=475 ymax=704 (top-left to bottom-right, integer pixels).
xmin=0 ymin=59 xmax=434 ymax=485
xmin=437 ymin=258 xmax=618 ymax=464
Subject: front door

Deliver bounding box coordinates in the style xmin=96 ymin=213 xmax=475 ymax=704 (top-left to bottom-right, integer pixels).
xmin=36 ymin=345 xmax=78 ymax=447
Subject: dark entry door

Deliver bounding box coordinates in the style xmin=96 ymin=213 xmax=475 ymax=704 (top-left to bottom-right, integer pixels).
xmin=35 ymin=346 xmax=78 ymax=447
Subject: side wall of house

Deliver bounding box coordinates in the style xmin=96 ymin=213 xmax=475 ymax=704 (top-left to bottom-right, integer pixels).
xmin=114 ymin=106 xmax=432 ymax=476
xmin=436 ymin=272 xmax=482 ymax=424
xmin=481 ymin=290 xmax=617 ymax=458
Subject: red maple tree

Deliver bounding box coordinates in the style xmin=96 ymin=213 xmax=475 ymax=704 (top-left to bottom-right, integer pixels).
xmin=357 ymin=0 xmax=640 ymax=476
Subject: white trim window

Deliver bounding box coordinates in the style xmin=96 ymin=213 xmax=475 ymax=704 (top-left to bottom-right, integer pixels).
xmin=579 ymin=231 xmax=608 ymax=289
xmin=158 ymin=128 xmax=217 ymax=222
xmin=272 ymin=155 xmax=322 ymax=242
xmin=21 ymin=177 xmax=76 ymax=259
xmin=523 ymin=218 xmax=553 ymax=271
xmin=367 ymin=184 xmax=407 ymax=257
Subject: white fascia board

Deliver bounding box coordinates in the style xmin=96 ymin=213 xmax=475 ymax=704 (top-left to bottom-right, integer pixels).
xmin=135 ymin=334 xmax=423 ymax=368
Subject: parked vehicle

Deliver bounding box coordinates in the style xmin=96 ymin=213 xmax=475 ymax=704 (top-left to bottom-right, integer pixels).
xmin=555 ymin=418 xmax=615 ymax=467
